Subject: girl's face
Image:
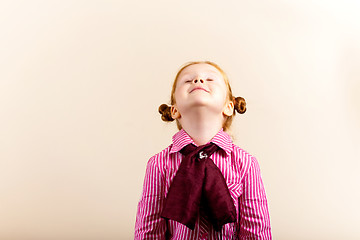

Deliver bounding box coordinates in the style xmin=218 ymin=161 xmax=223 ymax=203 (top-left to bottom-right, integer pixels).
xmin=172 ymin=63 xmax=234 ymax=118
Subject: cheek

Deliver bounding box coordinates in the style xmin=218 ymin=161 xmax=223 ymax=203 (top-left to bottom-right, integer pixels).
xmin=175 ymin=84 xmax=188 ymax=96
xmin=173 ymin=88 xmax=185 ymax=106
xmin=215 ymin=85 xmax=229 ymax=100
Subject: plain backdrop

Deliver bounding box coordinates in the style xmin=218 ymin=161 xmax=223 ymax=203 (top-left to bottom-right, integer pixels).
xmin=1 ymin=0 xmax=359 ymax=239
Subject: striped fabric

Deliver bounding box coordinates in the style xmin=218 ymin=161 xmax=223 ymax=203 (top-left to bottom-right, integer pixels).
xmin=135 ymin=129 xmax=272 ymax=240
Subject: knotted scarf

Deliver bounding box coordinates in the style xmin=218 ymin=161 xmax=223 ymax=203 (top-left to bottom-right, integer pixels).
xmin=161 ymin=142 xmax=236 ymax=231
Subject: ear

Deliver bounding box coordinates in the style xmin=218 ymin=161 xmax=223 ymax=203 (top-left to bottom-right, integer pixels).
xmin=223 ymin=100 xmax=234 ymax=117
xmin=171 ymin=105 xmax=181 ymax=119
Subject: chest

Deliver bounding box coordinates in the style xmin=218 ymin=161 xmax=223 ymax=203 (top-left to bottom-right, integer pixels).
xmin=163 ymin=152 xmax=243 ymax=204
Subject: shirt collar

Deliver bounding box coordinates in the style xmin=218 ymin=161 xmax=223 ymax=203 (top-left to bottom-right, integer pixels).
xmin=170 ymin=128 xmax=233 ymax=156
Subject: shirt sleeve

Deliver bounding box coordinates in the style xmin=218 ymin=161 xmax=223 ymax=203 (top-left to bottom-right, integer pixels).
xmin=134 ymin=157 xmax=167 ymax=240
xmin=238 ymin=156 xmax=272 ymax=239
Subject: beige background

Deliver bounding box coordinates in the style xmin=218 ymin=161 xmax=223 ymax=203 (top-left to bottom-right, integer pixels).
xmin=1 ymin=0 xmax=359 ymax=239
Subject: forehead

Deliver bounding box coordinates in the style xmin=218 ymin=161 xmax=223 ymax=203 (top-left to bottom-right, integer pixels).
xmin=178 ymin=63 xmax=223 ymax=78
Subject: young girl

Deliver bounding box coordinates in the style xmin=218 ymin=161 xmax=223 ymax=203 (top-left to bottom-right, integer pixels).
xmin=135 ymin=61 xmax=271 ymax=239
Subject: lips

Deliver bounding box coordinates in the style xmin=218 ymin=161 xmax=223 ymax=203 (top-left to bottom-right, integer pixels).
xmin=190 ymin=87 xmax=209 ymax=93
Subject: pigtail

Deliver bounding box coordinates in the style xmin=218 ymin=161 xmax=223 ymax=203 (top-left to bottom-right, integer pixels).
xmin=158 ymin=104 xmax=174 ymax=122
xmin=234 ymin=97 xmax=246 ymax=114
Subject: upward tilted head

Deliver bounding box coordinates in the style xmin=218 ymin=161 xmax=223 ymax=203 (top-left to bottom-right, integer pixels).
xmin=159 ymin=61 xmax=246 ymax=131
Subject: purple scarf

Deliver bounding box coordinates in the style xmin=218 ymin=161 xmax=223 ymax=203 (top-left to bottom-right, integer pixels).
xmin=161 ymin=142 xmax=236 ymax=231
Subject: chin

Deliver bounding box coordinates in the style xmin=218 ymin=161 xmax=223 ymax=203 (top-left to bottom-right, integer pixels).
xmin=188 ymin=101 xmax=223 ymax=112
xmin=189 ymin=99 xmax=211 ymax=107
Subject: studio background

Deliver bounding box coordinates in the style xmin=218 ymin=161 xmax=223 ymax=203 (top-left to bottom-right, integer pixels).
xmin=1 ymin=0 xmax=359 ymax=239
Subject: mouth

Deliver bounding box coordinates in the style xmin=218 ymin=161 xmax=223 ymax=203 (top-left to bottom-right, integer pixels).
xmin=190 ymin=87 xmax=209 ymax=93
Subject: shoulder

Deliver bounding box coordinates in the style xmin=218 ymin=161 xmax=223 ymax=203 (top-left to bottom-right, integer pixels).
xmin=231 ymin=144 xmax=259 ymax=176
xmin=147 ymin=144 xmax=172 ymax=168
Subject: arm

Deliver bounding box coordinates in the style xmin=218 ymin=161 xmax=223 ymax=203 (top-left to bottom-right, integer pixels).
xmin=238 ymin=157 xmax=272 ymax=239
xmin=135 ymin=157 xmax=167 ymax=240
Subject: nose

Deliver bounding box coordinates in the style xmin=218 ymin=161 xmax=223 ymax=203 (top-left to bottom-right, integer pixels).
xmin=193 ymin=78 xmax=204 ymax=84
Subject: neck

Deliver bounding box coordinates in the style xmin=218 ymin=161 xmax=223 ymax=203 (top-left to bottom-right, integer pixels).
xmin=179 ymin=108 xmax=224 ymax=146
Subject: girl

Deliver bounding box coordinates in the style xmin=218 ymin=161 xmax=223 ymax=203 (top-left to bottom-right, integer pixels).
xmin=135 ymin=61 xmax=271 ymax=239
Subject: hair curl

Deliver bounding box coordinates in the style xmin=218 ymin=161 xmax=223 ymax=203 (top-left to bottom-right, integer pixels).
xmin=234 ymin=97 xmax=246 ymax=114
xmin=158 ymin=104 xmax=174 ymax=122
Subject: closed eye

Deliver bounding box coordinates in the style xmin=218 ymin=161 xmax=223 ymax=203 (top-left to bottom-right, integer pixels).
xmin=206 ymin=78 xmax=214 ymax=82
xmin=185 ymin=79 xmax=193 ymax=83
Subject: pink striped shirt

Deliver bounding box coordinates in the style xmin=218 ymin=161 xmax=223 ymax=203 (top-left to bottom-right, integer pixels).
xmin=135 ymin=129 xmax=271 ymax=239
